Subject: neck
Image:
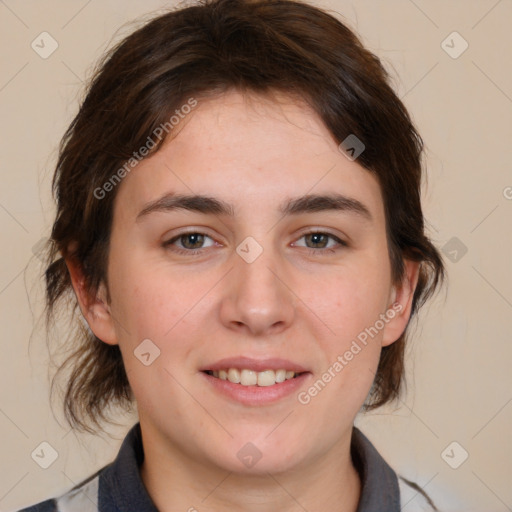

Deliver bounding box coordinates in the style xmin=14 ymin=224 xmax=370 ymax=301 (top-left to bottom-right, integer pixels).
xmin=139 ymin=423 xmax=361 ymax=512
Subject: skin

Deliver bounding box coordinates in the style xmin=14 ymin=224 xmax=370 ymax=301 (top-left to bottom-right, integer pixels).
xmin=67 ymin=89 xmax=419 ymax=512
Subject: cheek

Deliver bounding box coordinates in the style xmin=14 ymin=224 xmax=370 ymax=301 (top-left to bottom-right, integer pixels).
xmin=108 ymin=253 xmax=208 ymax=340
xmin=295 ymin=257 xmax=390 ymax=409
xmin=107 ymin=259 xmax=220 ymax=400
xmin=111 ymin=265 xmax=204 ymax=415
xmin=298 ymin=261 xmax=391 ymax=342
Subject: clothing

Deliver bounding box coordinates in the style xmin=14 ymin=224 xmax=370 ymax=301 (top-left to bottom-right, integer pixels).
xmin=18 ymin=423 xmax=436 ymax=512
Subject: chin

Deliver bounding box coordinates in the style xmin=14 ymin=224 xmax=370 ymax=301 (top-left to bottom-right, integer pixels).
xmin=208 ymin=436 xmax=305 ymax=475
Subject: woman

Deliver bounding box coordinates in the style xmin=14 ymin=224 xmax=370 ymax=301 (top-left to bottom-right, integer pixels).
xmin=20 ymin=0 xmax=445 ymax=510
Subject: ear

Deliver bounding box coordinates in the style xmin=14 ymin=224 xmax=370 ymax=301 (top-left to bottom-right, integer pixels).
xmin=65 ymin=256 xmax=118 ymax=346
xmin=381 ymin=259 xmax=421 ymax=347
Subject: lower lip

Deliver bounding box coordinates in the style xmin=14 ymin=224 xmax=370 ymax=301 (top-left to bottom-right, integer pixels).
xmin=200 ymin=371 xmax=311 ymax=406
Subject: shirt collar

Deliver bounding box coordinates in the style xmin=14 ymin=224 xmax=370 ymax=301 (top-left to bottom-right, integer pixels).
xmin=100 ymin=423 xmax=399 ymax=512
xmin=351 ymin=427 xmax=400 ymax=511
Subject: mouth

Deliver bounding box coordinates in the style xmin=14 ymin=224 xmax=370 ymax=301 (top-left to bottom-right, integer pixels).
xmin=200 ymin=367 xmax=311 ymax=406
xmin=202 ymin=368 xmax=308 ymax=387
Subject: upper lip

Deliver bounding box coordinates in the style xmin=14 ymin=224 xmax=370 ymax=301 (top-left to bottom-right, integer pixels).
xmin=200 ymin=357 xmax=310 ymax=373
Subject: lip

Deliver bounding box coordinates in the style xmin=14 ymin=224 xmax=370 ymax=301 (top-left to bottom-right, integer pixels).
xmin=200 ymin=370 xmax=311 ymax=406
xmin=199 ymin=356 xmax=310 ymax=373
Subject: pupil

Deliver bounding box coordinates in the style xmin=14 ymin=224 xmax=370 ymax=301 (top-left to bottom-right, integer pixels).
xmin=308 ymin=233 xmax=326 ymax=248
xmin=183 ymin=233 xmax=203 ymax=249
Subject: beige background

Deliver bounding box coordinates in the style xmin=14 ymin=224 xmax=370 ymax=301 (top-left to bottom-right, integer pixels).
xmin=1 ymin=0 xmax=511 ymax=510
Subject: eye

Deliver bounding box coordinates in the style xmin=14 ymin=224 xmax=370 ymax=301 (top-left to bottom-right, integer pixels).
xmin=163 ymin=231 xmax=216 ymax=255
xmin=292 ymin=231 xmax=347 ymax=254
xmin=162 ymin=229 xmax=347 ymax=257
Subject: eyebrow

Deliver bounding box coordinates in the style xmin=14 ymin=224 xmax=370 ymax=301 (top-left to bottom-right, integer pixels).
xmin=135 ymin=192 xmax=372 ymax=222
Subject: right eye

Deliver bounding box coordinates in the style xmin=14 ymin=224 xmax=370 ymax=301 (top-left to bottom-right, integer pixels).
xmin=162 ymin=231 xmax=217 ymax=255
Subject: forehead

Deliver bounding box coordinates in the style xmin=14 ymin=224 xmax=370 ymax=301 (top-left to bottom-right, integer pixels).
xmin=113 ymin=89 xmax=385 ymax=225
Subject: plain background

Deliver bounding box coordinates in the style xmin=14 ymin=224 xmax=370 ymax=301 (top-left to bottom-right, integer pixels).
xmin=0 ymin=0 xmax=511 ymax=510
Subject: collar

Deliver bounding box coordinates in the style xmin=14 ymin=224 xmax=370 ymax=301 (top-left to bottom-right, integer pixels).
xmin=99 ymin=423 xmax=400 ymax=512
xmin=351 ymin=427 xmax=400 ymax=511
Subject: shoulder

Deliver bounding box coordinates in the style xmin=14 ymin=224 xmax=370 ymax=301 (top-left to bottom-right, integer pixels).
xmin=398 ymin=475 xmax=439 ymax=512
xmin=351 ymin=427 xmax=438 ymax=512
xmin=17 ymin=499 xmax=57 ymax=512
xmin=16 ymin=423 xmax=145 ymax=512
xmin=16 ymin=471 xmax=101 ymax=512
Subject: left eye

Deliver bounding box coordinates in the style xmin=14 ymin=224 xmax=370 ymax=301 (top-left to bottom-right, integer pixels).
xmin=293 ymin=232 xmax=346 ymax=250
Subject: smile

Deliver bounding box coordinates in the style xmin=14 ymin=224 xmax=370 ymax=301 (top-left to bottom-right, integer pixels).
xmin=204 ymin=368 xmax=305 ymax=386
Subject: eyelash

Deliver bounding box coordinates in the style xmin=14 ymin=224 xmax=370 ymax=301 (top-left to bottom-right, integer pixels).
xmin=162 ymin=230 xmax=348 ymax=256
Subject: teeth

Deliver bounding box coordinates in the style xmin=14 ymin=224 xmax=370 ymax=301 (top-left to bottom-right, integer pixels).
xmin=227 ymin=368 xmax=240 ymax=383
xmin=275 ymin=369 xmax=286 ymax=383
xmin=209 ymin=368 xmax=299 ymax=386
xmin=241 ymin=369 xmax=258 ymax=386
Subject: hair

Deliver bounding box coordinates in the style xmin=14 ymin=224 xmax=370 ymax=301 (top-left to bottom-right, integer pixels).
xmin=43 ymin=0 xmax=445 ymax=433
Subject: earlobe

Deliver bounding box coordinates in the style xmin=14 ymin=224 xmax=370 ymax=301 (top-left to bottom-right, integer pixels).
xmin=381 ymin=260 xmax=421 ymax=347
xmin=65 ymin=256 xmax=118 ymax=346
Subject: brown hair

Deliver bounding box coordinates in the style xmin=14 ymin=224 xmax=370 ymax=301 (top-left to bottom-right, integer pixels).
xmin=44 ymin=0 xmax=445 ymax=433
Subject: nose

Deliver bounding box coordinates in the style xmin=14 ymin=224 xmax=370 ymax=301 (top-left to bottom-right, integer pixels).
xmin=218 ymin=242 xmax=296 ymax=337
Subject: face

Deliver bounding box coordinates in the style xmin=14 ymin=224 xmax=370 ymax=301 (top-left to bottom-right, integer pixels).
xmin=71 ymin=89 xmax=418 ymax=475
